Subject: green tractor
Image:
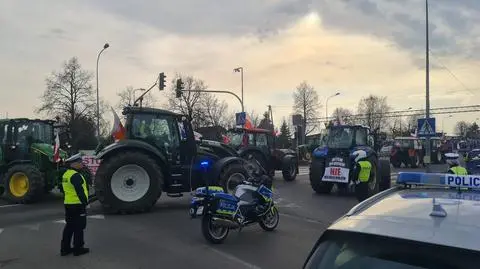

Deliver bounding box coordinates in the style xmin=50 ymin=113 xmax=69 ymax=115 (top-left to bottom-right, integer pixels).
xmin=0 ymin=118 xmax=78 ymax=203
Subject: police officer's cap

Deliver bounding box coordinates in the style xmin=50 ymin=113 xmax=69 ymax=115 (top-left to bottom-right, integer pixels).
xmin=64 ymin=153 xmax=83 ymax=164
xmin=445 ymin=153 xmax=459 ymax=159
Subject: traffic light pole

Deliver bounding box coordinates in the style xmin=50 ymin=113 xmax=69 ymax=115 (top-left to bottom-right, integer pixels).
xmin=180 ymin=89 xmax=244 ymax=112
xmin=134 ymin=82 xmax=157 ymax=106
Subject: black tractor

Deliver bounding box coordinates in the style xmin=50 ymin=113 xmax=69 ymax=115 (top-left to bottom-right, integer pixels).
xmin=94 ymin=107 xmax=250 ymax=214
xmin=309 ymin=124 xmax=391 ymax=202
xmin=223 ymin=127 xmax=298 ymax=181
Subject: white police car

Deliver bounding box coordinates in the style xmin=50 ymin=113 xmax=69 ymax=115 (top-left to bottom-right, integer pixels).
xmin=303 ymin=172 xmax=480 ymax=269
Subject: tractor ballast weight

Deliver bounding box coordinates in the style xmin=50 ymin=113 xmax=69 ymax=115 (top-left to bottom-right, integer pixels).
xmin=309 ymin=124 xmax=391 ymax=202
xmin=94 ymin=106 xmax=249 ymax=214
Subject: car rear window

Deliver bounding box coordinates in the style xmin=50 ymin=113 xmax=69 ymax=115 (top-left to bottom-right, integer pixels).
xmin=304 ymin=230 xmax=479 ymax=269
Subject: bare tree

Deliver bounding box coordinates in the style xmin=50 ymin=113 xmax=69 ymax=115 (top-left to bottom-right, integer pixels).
xmin=166 ymin=74 xmax=207 ymax=129
xmin=455 ymin=121 xmax=470 ymax=137
xmin=293 ymin=81 xmax=320 ymax=135
xmin=357 ymin=95 xmax=390 ymax=133
xmin=37 ymin=57 xmax=94 ymax=123
xmin=249 ymin=110 xmax=260 ymax=127
xmin=116 ymin=86 xmax=157 ymax=110
xmin=198 ymin=93 xmax=229 ymax=127
xmin=331 ymin=107 xmax=355 ymax=125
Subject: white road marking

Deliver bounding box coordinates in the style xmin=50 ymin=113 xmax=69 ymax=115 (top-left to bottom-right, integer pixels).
xmin=19 ymin=223 xmax=41 ymax=231
xmin=0 ymin=228 xmax=3 ymax=235
xmin=0 ymin=204 xmax=22 ymax=209
xmin=53 ymin=220 xmax=66 ymax=224
xmin=87 ymin=214 xmax=105 ymax=219
xmin=208 ymin=247 xmax=262 ymax=269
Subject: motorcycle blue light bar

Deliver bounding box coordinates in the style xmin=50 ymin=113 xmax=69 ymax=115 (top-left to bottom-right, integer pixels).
xmin=397 ymin=172 xmax=480 ymax=189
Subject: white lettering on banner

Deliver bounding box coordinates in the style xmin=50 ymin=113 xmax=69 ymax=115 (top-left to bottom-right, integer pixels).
xmin=322 ymin=167 xmax=350 ymax=183
xmin=81 ymin=155 xmax=101 ymax=175
xmin=445 ymin=175 xmax=480 ymax=188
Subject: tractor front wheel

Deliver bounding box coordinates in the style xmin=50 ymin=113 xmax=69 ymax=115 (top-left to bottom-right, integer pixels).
xmin=309 ymin=159 xmax=333 ymax=194
xmin=5 ymin=164 xmax=44 ymax=204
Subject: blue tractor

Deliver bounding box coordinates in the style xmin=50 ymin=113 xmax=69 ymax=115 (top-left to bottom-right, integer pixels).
xmin=309 ymin=125 xmax=391 ymax=201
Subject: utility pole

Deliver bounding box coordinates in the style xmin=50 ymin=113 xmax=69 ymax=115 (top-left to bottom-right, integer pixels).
xmin=425 ymin=0 xmax=431 ymax=172
xmin=268 ymin=105 xmax=274 ymax=131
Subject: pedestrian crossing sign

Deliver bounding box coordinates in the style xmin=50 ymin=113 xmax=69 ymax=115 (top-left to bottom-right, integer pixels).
xmin=417 ymin=118 xmax=436 ymax=137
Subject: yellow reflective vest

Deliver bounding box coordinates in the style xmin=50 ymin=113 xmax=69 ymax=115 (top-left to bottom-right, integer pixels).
xmin=62 ymin=169 xmax=88 ymax=205
xmin=449 ymin=166 xmax=468 ymax=175
xmin=358 ymin=161 xmax=372 ymax=183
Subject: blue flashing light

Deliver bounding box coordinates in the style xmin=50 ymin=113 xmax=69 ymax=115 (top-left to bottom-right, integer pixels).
xmin=313 ymin=147 xmax=328 ymax=158
xmin=200 ymin=161 xmax=210 ymax=169
xmin=396 ymin=172 xmax=480 ymax=189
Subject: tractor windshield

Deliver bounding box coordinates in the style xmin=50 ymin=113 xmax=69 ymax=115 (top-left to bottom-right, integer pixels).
xmin=225 ymin=131 xmax=244 ymax=147
xmin=16 ymin=121 xmax=53 ymax=145
xmin=326 ymin=127 xmax=354 ymax=148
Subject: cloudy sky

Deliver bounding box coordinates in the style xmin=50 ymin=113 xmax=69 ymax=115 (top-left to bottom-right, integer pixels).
xmin=1 ymin=0 xmax=480 ymax=134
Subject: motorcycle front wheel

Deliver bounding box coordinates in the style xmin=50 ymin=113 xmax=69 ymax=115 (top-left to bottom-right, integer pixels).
xmin=201 ymin=215 xmax=230 ymax=244
xmin=259 ymin=206 xmax=279 ymax=231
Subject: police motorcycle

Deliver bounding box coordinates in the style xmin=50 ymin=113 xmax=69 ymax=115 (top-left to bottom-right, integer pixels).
xmin=189 ymin=156 xmax=279 ymax=244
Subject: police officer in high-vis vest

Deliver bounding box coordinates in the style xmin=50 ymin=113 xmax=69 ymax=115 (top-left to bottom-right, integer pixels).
xmin=445 ymin=152 xmax=468 ymax=175
xmin=60 ymin=153 xmax=90 ymax=256
xmin=352 ymin=150 xmax=372 ymax=184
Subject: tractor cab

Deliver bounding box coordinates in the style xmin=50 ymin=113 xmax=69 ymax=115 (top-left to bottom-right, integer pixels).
xmin=324 ymin=125 xmax=374 ymax=151
xmin=121 ymin=106 xmax=198 ymax=165
xmin=0 ymin=119 xmax=57 ymax=163
xmin=224 ymin=127 xmax=298 ymax=181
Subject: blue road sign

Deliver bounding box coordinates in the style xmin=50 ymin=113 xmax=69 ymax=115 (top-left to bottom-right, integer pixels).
xmin=235 ymin=112 xmax=246 ymax=126
xmin=417 ymin=118 xmax=436 ymax=137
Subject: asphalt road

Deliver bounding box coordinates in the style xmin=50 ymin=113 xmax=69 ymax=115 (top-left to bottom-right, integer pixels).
xmin=0 ymin=164 xmax=450 ymax=268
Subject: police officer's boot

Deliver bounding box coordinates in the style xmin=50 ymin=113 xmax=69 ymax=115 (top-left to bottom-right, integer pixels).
xmin=73 ymin=247 xmax=90 ymax=256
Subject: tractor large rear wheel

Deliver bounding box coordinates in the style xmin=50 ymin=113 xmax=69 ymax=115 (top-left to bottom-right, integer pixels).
xmin=95 ymin=151 xmax=163 ymax=214
xmin=5 ymin=164 xmax=44 ymax=203
xmin=219 ymin=163 xmax=249 ymax=194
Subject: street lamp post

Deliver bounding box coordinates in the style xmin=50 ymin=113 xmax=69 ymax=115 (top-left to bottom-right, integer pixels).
xmin=233 ymin=67 xmax=244 ymax=112
xmin=425 ymin=0 xmax=431 ymax=172
xmin=96 ymin=42 xmax=110 ymax=139
xmin=326 ymin=92 xmax=340 ymax=123
xmin=442 ymin=115 xmax=452 ymax=134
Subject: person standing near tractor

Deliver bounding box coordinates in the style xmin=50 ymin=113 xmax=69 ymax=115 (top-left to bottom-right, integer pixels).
xmin=445 ymin=152 xmax=468 ymax=175
xmin=352 ymin=150 xmax=372 ymax=200
xmin=60 ymin=153 xmax=90 ymax=256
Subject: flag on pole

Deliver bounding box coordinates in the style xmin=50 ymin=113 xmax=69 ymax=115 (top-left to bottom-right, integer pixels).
xmin=244 ymin=114 xmax=254 ymax=130
xmin=111 ymin=107 xmax=126 ymax=141
xmin=53 ymin=132 xmax=61 ymax=163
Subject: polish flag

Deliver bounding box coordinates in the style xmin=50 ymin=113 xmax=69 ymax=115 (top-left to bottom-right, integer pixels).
xmin=222 ymin=134 xmax=231 ymax=144
xmin=53 ymin=133 xmax=61 ymax=163
xmin=111 ymin=107 xmax=126 ymax=141
xmin=244 ymin=114 xmax=254 ymax=130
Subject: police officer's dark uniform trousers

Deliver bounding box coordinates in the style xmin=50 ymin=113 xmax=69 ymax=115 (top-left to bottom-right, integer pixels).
xmin=60 ymin=158 xmax=89 ymax=256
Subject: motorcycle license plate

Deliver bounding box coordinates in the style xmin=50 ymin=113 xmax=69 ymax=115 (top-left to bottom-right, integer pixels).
xmin=196 ymin=206 xmax=204 ymax=216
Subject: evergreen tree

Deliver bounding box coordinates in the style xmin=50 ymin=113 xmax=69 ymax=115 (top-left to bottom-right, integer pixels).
xmin=277 ymin=120 xmax=292 ymax=148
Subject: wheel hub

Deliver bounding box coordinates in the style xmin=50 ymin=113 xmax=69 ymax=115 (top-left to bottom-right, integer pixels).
xmin=111 ymin=164 xmax=151 ymax=202
xmin=226 ymin=173 xmax=245 ymax=193
xmin=9 ymin=172 xmax=29 ymax=198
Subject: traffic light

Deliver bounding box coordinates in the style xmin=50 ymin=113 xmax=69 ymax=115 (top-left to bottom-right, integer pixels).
xmin=159 ymin=72 xmax=166 ymax=90
xmin=175 ymin=79 xmax=184 ymax=98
